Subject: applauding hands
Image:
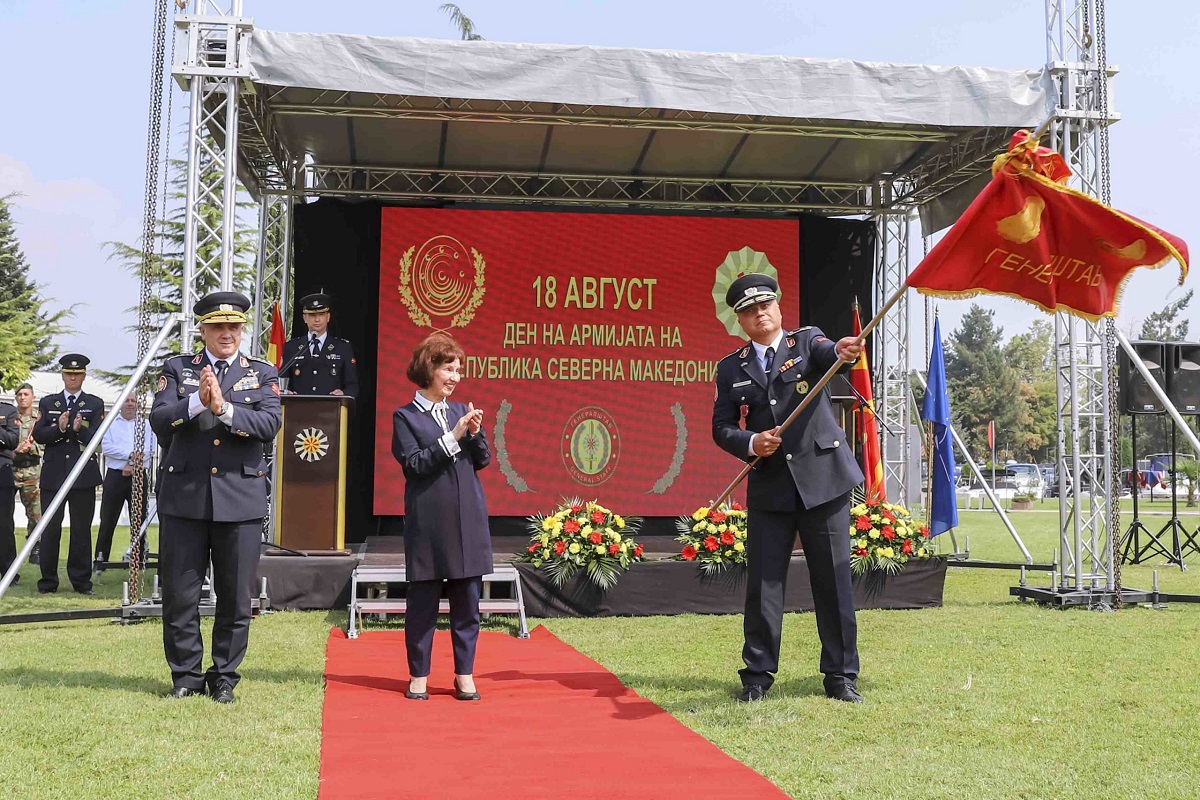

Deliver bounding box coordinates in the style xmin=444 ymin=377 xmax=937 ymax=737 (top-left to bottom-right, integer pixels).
xmin=198 ymin=365 xmax=226 ymax=414
xmin=452 ymin=402 xmax=485 ymax=440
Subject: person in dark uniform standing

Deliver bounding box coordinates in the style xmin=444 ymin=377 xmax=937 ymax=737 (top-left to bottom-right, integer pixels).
xmin=150 ymin=292 xmax=281 ymax=703
xmin=282 ymin=291 xmax=359 ymax=398
xmin=392 ymin=333 xmax=491 ymax=702
xmin=712 ymin=274 xmax=866 ymax=704
xmin=33 ymin=354 xmax=105 ymax=595
xmin=0 ymin=390 xmax=21 ymax=584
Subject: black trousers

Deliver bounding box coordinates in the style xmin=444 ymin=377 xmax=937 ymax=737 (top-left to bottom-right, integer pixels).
xmin=94 ymin=468 xmax=149 ymax=563
xmin=741 ymin=492 xmax=859 ymax=693
xmin=405 ymin=577 xmax=483 ymax=677
xmin=160 ymin=514 xmax=262 ymax=690
xmin=37 ymin=484 xmax=96 ymax=593
xmin=0 ymin=484 xmax=15 ymax=581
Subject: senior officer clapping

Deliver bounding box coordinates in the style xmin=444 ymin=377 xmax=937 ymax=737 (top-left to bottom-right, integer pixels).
xmin=150 ymin=292 xmax=281 ymax=704
xmin=712 ymin=274 xmax=866 ymax=704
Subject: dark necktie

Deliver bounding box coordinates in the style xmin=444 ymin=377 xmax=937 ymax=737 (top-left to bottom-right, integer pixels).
xmin=764 ymin=346 xmax=775 ymax=375
xmin=214 ymin=360 xmax=228 ymax=383
xmin=67 ymin=394 xmax=78 ymax=411
xmin=311 ymin=334 xmax=321 ymax=357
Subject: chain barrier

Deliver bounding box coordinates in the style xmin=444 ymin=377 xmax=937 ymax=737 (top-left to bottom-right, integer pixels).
xmin=129 ymin=0 xmax=172 ymax=603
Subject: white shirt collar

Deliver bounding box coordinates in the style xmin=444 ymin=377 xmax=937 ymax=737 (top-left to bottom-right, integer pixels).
xmin=63 ymin=389 xmax=79 ymax=402
xmin=412 ymin=391 xmax=447 ymax=413
xmin=309 ymin=332 xmax=328 ymax=347
xmin=750 ymin=330 xmax=785 ymax=363
xmin=205 ymin=348 xmax=238 ymax=366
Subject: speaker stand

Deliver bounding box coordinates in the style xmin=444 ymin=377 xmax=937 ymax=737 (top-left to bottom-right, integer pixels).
xmin=1120 ymin=415 xmax=1184 ymax=567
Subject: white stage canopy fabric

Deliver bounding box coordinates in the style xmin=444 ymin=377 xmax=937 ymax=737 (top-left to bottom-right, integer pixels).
xmin=248 ymin=32 xmax=1050 ymax=130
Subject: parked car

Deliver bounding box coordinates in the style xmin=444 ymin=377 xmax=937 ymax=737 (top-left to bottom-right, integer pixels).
xmin=1005 ymin=463 xmax=1044 ymax=497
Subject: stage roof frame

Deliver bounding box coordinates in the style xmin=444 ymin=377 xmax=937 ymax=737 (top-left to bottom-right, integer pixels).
xmin=223 ymin=30 xmax=1054 ymax=226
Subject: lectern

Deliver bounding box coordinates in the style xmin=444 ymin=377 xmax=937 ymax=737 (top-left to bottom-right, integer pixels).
xmin=272 ymin=395 xmax=354 ymax=554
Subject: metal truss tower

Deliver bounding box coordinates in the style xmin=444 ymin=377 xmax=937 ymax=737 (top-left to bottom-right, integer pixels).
xmin=173 ymin=1 xmax=252 ymax=345
xmin=875 ymin=200 xmax=912 ymax=508
xmin=1021 ymin=0 xmax=1120 ymax=604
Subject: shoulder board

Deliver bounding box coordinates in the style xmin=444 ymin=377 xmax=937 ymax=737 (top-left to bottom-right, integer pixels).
xmin=246 ymin=354 xmax=273 ymax=365
xmin=720 ymin=345 xmax=751 ymax=363
xmin=792 ymin=326 xmax=813 ymax=334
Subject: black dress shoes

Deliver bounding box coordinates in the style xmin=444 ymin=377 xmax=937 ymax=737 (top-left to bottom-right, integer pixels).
xmin=735 ymin=684 xmax=768 ymax=703
xmin=826 ymin=684 xmax=864 ymax=703
xmin=167 ymin=686 xmax=205 ymax=699
xmin=453 ymin=678 xmax=481 ymax=702
xmin=210 ymin=681 xmax=236 ymax=704
xmin=404 ymin=688 xmax=429 ymax=700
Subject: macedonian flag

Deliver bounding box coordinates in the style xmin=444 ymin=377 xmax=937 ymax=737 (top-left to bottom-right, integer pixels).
xmin=906 ymin=130 xmax=1189 ymax=319
xmin=851 ymin=303 xmax=886 ymax=504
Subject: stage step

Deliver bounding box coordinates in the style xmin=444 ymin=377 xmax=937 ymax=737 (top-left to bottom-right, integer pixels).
xmin=347 ymin=564 xmax=529 ymax=639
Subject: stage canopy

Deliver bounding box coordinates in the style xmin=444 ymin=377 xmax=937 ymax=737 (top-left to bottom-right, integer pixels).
xmin=232 ymin=31 xmax=1053 ymax=232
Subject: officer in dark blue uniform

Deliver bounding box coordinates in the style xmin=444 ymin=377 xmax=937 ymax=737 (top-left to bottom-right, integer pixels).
xmin=33 ymin=354 xmax=105 ymax=594
xmin=0 ymin=389 xmax=20 ymax=584
xmin=150 ymin=292 xmax=281 ymax=703
xmin=712 ymin=274 xmax=866 ymax=703
xmin=282 ymin=291 xmax=359 ymax=398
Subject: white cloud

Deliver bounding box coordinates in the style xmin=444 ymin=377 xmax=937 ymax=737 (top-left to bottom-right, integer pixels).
xmin=1 ymin=153 xmax=142 ymax=372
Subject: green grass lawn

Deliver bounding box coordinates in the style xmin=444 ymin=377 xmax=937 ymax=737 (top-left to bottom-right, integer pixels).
xmin=2 ymin=516 xmax=1199 ymax=799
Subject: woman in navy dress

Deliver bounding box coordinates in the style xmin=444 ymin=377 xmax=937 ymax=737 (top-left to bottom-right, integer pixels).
xmin=392 ymin=333 xmax=492 ymax=701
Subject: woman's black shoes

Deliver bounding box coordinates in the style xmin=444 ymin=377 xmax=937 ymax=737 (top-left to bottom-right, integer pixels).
xmin=405 ymin=683 xmax=428 ymax=700
xmin=453 ymin=678 xmax=481 ymax=701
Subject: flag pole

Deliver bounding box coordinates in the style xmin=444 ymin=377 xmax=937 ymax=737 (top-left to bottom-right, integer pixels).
xmin=711 ymin=284 xmax=909 ymax=509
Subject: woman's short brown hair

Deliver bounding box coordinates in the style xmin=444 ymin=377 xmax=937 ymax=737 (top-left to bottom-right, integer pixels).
xmin=406 ymin=333 xmax=466 ymax=388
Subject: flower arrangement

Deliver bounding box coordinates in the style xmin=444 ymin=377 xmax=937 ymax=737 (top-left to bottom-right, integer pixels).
xmin=675 ymin=502 xmax=748 ymax=576
xmin=516 ymin=498 xmax=644 ymax=590
xmin=849 ymin=501 xmax=934 ymax=575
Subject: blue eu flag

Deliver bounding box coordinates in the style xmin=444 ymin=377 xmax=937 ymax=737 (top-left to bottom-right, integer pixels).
xmin=921 ymin=317 xmax=958 ymax=537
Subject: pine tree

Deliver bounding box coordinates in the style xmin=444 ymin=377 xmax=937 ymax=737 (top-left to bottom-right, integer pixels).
xmin=0 ymin=194 xmax=74 ymax=386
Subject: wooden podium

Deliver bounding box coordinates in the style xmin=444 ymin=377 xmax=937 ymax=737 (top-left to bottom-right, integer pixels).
xmin=272 ymin=395 xmax=354 ymax=554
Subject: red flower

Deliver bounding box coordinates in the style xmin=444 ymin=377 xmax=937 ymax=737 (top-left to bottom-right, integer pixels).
xmin=571 ymin=504 xmax=583 ymax=513
xmin=855 ymin=547 xmax=868 ymax=557
xmin=709 ymin=511 xmax=727 ymax=524
xmin=553 ymin=540 xmax=566 ymax=555
xmin=883 ymin=512 xmax=896 ymax=523
xmin=681 ymin=545 xmax=697 ymax=561
xmin=920 ymin=526 xmax=931 ymax=538
xmin=563 ymin=519 xmax=580 ymax=534
xmin=720 ymin=531 xmax=735 ymax=545
xmin=590 ymin=510 xmax=606 ymax=525
xmin=608 ymin=543 xmax=620 ymax=555
xmin=634 ymin=544 xmax=644 ymax=557
xmin=589 ymin=532 xmax=603 ymax=544
xmin=854 ymin=516 xmax=872 ymax=531
xmin=881 ymin=526 xmax=896 ymax=541
xmin=730 ymin=501 xmax=743 ymax=511
xmin=527 ymin=544 xmax=539 ymax=553
xmin=901 ymin=539 xmax=914 ymax=554
xmin=703 ymin=536 xmax=719 ymax=552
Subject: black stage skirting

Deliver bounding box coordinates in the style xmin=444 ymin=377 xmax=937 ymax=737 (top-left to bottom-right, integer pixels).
xmin=256 ymin=536 xmax=947 ymax=615
xmin=513 ymin=557 xmax=947 ymax=617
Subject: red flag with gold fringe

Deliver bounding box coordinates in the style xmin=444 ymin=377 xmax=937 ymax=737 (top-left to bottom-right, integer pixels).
xmin=850 ymin=303 xmax=886 ymax=504
xmin=906 ymin=131 xmax=1189 ymax=319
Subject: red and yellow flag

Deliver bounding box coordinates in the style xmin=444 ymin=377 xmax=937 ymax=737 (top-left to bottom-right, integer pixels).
xmin=851 ymin=304 xmax=886 ymax=504
xmin=907 ymin=130 xmax=1188 ymax=320
xmin=265 ymin=302 xmax=285 ymax=369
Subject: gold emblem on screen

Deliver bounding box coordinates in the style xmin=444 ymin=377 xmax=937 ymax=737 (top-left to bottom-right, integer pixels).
xmin=562 ymin=406 xmax=621 ymax=487
xmin=712 ymin=247 xmax=779 ymax=337
xmin=398 ymin=235 xmax=486 ymax=329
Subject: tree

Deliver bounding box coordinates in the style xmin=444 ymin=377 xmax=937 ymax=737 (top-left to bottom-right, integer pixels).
xmin=0 ymin=194 xmax=74 ymax=385
xmin=440 ymin=4 xmax=485 ymax=40
xmin=1003 ymin=318 xmax=1056 ymax=462
xmin=943 ymin=305 xmax=1029 ymax=461
xmin=1139 ymin=289 xmax=1192 ymax=342
xmin=102 ymin=149 xmax=257 ymax=381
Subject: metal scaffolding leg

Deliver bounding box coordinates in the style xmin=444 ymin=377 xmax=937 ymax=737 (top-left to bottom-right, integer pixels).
xmin=875 ymin=205 xmax=912 ymax=508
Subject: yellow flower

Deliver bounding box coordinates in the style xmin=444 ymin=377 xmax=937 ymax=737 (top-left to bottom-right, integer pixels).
xmin=595 ymin=545 xmax=606 ymax=555
xmin=880 ymin=547 xmax=895 ymax=559
xmin=856 ymin=538 xmax=867 ymax=549
xmin=582 ymin=525 xmax=592 ymax=536
xmin=851 ymin=504 xmax=868 ymax=516
xmin=568 ymin=542 xmax=581 ymax=554
xmin=718 ymin=524 xmax=728 ymax=533
xmin=693 ymin=507 xmax=710 ymax=522
xmin=615 ymin=515 xmax=625 ymax=528
xmin=542 ymin=548 xmax=551 ymax=559
xmin=550 ymin=521 xmax=563 ymax=534
xmin=870 ymin=514 xmax=881 ymax=523
xmin=542 ymin=517 xmax=555 ymax=532
xmin=540 ymin=533 xmax=549 ymax=546
xmin=620 ymin=542 xmax=629 ymax=553
xmin=736 ymin=529 xmax=747 ymax=540
xmin=706 ymin=523 xmax=718 ymax=534
xmin=725 ymin=549 xmax=734 ymax=556
xmin=693 ymin=522 xmax=705 ymax=533
xmin=610 ymin=530 xmax=621 ymax=542
xmin=734 ymin=542 xmax=745 ymax=552
xmin=868 ymin=529 xmax=880 ymax=540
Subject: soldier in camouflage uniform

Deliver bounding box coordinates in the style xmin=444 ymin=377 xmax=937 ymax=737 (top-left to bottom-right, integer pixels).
xmin=12 ymin=384 xmax=41 ymax=563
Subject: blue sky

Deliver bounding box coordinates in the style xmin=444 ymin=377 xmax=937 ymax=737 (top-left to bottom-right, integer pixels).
xmin=2 ymin=0 xmax=1197 ymax=370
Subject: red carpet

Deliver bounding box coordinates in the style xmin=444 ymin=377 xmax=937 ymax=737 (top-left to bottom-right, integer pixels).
xmin=318 ymin=626 xmax=788 ymax=799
